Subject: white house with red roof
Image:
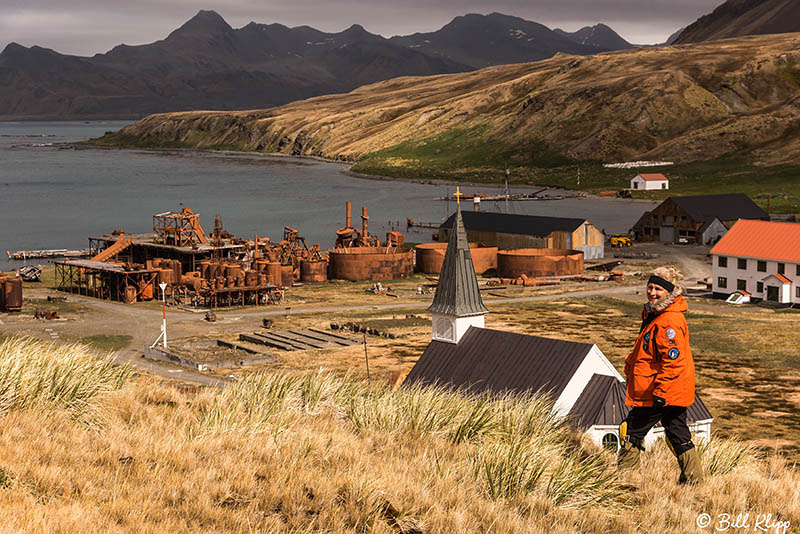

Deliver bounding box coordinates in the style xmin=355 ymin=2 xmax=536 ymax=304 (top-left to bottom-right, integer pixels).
xmin=710 ymin=219 xmax=800 ymax=305
xmin=631 ymin=173 xmax=669 ymax=191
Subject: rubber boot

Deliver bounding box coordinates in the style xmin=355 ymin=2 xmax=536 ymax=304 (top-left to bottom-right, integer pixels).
xmin=617 ymin=440 xmax=641 ymax=470
xmin=677 ymin=447 xmax=704 ymax=485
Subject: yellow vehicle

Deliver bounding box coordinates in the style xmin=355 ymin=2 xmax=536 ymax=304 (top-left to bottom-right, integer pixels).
xmin=609 ymin=234 xmax=633 ymax=247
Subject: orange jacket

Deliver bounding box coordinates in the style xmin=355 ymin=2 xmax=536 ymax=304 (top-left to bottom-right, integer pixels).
xmin=624 ymin=294 xmax=695 ymax=407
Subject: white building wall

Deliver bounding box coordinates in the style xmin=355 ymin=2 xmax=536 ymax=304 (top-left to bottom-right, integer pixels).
xmin=631 ymin=176 xmax=669 ymax=191
xmin=431 ymin=313 xmax=486 ymax=344
xmin=711 ymin=254 xmax=800 ymax=304
xmin=586 ymin=421 xmax=712 ymax=450
xmin=552 ymin=345 xmax=623 ymax=418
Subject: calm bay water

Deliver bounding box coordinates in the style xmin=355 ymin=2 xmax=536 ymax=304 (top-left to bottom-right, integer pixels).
xmin=0 ymin=121 xmax=655 ymax=271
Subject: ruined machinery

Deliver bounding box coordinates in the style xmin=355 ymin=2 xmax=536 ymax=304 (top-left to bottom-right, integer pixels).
xmin=54 ymin=205 xmax=325 ymax=308
xmin=328 ymin=202 xmax=413 ymax=281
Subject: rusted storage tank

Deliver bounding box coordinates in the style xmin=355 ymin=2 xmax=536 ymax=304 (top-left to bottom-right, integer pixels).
xmin=280 ymin=265 xmax=294 ymax=287
xmin=415 ymin=243 xmax=497 ymax=274
xmin=258 ymin=273 xmax=268 ymax=287
xmin=328 ymin=248 xmax=414 ymax=281
xmin=198 ymin=260 xmax=212 ymax=279
xmin=171 ymin=259 xmax=182 ymax=282
xmin=3 ymin=278 xmax=23 ymax=312
xmin=497 ymin=249 xmax=584 ymax=278
xmin=254 ymin=260 xmax=269 ymax=272
xmin=226 ymin=264 xmax=242 ymax=279
xmin=245 ymin=270 xmax=259 ymax=287
xmin=266 ymin=262 xmax=281 ymax=285
xmin=300 ymin=260 xmax=328 ymax=282
xmin=158 ymin=269 xmax=173 ymax=285
xmin=0 ymin=274 xmax=6 ymax=310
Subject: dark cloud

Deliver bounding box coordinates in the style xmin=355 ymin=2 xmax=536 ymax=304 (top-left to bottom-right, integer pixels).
xmin=0 ymin=0 xmax=724 ymax=56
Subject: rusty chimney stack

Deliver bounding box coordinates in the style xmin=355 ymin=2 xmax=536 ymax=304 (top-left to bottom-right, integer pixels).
xmin=361 ymin=206 xmax=369 ymax=243
xmin=254 ymin=234 xmax=260 ymax=259
xmin=346 ymin=201 xmax=352 ymax=229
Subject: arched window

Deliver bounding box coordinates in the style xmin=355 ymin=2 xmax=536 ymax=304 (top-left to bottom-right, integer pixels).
xmin=602 ymin=432 xmax=619 ymax=452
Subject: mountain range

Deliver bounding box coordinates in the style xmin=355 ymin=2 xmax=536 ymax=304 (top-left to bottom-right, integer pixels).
xmin=0 ymin=11 xmax=633 ymax=120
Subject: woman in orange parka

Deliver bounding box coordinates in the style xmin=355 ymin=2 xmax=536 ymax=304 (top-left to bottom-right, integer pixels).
xmin=618 ymin=267 xmax=704 ymax=484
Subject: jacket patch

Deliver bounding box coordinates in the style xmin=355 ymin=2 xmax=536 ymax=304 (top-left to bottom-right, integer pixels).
xmin=666 ymin=328 xmax=676 ymax=340
xmin=668 ymin=348 xmax=680 ymax=360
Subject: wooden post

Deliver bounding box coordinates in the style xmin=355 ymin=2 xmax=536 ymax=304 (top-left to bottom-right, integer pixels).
xmin=363 ymin=333 xmax=370 ymax=381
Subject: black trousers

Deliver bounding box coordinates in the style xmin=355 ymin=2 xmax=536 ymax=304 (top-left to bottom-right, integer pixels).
xmin=625 ymin=406 xmax=694 ymax=455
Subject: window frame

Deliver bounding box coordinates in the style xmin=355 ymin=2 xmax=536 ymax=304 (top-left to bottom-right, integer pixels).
xmin=737 ymin=279 xmax=747 ymax=291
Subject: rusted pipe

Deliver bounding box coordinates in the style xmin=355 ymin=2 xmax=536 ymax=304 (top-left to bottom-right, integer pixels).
xmin=346 ymin=201 xmax=352 ymax=229
xmin=361 ymin=206 xmax=369 ymax=243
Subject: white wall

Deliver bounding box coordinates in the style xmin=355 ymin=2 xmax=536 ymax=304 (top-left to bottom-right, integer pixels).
xmin=711 ymin=254 xmax=800 ymax=304
xmin=552 ymin=345 xmax=623 ymax=418
xmin=631 ymin=176 xmax=669 ymax=191
xmin=586 ymin=421 xmax=712 ymax=450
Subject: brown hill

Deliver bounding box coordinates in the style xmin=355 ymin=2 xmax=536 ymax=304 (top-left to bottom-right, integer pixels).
xmin=675 ymin=0 xmax=800 ymax=44
xmin=99 ymin=33 xmax=800 ymax=166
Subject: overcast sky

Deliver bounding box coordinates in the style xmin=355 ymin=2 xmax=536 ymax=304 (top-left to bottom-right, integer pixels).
xmin=1 ymin=0 xmax=725 ymax=57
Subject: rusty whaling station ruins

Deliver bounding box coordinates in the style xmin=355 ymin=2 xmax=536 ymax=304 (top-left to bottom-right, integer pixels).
xmin=42 ymin=197 xmax=600 ymax=310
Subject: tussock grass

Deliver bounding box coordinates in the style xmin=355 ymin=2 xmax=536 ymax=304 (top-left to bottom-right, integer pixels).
xmin=699 ymin=436 xmax=756 ymax=477
xmin=0 ymin=336 xmax=131 ymax=416
xmin=0 ymin=343 xmax=797 ymax=532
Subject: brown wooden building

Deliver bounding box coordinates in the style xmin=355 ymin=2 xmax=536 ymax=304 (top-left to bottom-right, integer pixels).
xmin=631 ymin=193 xmax=768 ymax=244
xmin=439 ymin=211 xmax=605 ymax=259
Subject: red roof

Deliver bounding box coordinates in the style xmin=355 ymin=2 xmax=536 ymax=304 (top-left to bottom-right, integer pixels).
xmin=636 ymin=173 xmax=668 ymax=181
xmin=773 ymin=273 xmax=792 ymax=284
xmin=711 ymin=220 xmax=800 ymax=263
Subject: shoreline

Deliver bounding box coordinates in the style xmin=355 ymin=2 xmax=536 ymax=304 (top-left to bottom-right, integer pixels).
xmin=74 ymin=141 xmax=659 ymax=204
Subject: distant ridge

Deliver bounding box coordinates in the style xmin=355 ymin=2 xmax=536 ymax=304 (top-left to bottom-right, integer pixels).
xmin=553 ymin=24 xmax=634 ymax=51
xmin=675 ymin=0 xmax=800 ymax=43
xmin=0 ymin=11 xmax=633 ymax=119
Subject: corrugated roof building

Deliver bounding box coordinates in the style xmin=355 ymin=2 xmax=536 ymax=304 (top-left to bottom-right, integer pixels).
xmin=631 ymin=173 xmax=669 ymax=191
xmin=439 ymin=211 xmax=605 ymax=259
xmin=632 ymin=193 xmax=768 ymax=244
xmin=710 ymin=219 xmax=800 ymax=304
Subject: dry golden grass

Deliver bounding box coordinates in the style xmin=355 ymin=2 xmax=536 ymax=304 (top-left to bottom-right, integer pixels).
xmin=0 ymin=337 xmax=797 ymax=533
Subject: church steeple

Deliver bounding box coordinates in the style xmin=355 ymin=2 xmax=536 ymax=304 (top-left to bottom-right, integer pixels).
xmin=429 ymin=204 xmax=488 ymax=344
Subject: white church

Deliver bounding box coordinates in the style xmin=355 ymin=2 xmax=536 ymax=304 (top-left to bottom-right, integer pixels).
xmin=405 ymin=206 xmax=712 ymax=450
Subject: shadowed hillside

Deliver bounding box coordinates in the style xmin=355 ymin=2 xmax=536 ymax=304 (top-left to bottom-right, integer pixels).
xmin=676 ymin=0 xmax=800 ymax=44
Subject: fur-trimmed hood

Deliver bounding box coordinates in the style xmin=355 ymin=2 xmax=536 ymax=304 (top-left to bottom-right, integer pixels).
xmin=644 ymin=286 xmax=684 ymax=314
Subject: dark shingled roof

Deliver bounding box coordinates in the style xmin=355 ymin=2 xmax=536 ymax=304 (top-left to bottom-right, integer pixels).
xmin=568 ymin=374 xmax=714 ymax=430
xmin=439 ymin=210 xmax=587 ymax=237
xmin=404 ymin=327 xmax=594 ymax=398
xmin=428 ymin=207 xmax=488 ymax=317
xmin=670 ymin=193 xmax=768 ymax=223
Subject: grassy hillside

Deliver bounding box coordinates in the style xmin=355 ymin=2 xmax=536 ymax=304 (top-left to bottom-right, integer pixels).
xmin=89 ymin=33 xmax=800 ymax=213
xmin=0 ymin=336 xmax=797 ymax=532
